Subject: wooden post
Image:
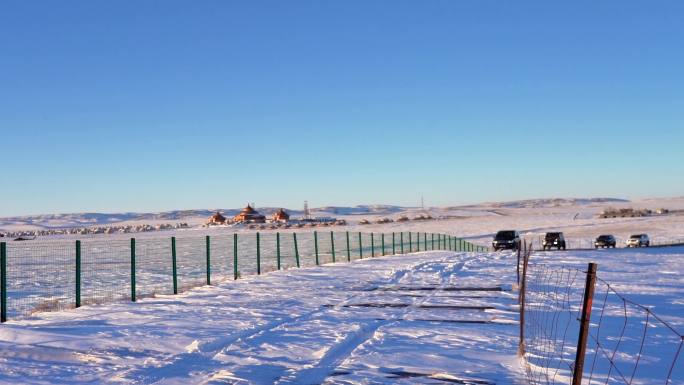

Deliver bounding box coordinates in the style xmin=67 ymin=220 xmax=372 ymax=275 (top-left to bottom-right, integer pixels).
xmin=518 ymin=247 xmax=530 ymax=356
xmin=572 ymin=263 xmax=598 ymax=385
xmin=1 ymin=242 xmax=6 ymax=322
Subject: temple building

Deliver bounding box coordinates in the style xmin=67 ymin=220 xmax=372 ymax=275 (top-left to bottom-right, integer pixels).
xmin=207 ymin=211 xmax=227 ymax=225
xmin=272 ymin=208 xmax=290 ymax=222
xmin=233 ymin=204 xmax=266 ymax=223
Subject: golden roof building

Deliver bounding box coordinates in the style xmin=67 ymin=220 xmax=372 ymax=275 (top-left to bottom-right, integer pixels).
xmin=272 ymin=208 xmax=290 ymax=222
xmin=233 ymin=204 xmax=266 ymax=223
xmin=207 ymin=211 xmax=227 ymax=225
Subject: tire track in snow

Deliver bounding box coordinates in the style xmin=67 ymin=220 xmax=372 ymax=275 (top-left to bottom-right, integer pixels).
xmin=275 ymin=253 xmax=473 ymax=384
xmin=121 ymin=256 xmax=450 ymax=384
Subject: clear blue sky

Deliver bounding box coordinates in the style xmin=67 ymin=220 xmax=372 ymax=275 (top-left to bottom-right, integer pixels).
xmin=1 ymin=1 xmax=683 ymax=216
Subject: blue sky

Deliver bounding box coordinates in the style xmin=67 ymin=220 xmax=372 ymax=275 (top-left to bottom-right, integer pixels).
xmin=1 ymin=1 xmax=683 ymax=216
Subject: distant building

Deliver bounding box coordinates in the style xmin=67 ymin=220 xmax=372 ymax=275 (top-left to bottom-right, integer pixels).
xmin=207 ymin=211 xmax=227 ymax=225
xmin=233 ymin=204 xmax=266 ymax=223
xmin=272 ymin=208 xmax=290 ymax=222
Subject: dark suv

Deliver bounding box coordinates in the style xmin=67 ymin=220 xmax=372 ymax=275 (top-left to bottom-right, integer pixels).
xmin=595 ymin=234 xmax=616 ymax=249
xmin=543 ymin=232 xmax=567 ymax=250
xmin=492 ymin=230 xmax=521 ymax=251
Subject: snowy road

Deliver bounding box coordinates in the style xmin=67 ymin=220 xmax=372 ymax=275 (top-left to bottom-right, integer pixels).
xmin=0 ymin=251 xmax=525 ymax=384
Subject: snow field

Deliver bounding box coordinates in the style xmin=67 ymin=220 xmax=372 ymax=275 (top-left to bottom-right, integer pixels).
xmin=0 ymin=250 xmax=525 ymax=384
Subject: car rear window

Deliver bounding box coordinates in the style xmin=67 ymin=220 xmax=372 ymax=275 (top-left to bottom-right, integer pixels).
xmin=495 ymin=231 xmax=516 ymax=240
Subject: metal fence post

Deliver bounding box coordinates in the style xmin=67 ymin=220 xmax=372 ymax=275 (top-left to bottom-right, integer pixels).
xmin=358 ymin=232 xmax=363 ymax=259
xmin=293 ymin=233 xmax=300 ymax=268
xmin=572 ymin=263 xmax=598 ymax=385
xmin=75 ymin=240 xmax=81 ymax=308
xmin=314 ymin=231 xmax=319 ymax=265
xmin=409 ymin=232 xmax=413 ymax=252
xmin=330 ymin=231 xmax=336 ymax=263
xmin=371 ymin=233 xmax=375 ymax=257
xmin=276 ymin=232 xmax=281 ymax=270
xmin=381 ymin=233 xmax=385 ymax=256
xmin=400 ymin=232 xmax=404 ymax=254
xmin=233 ymin=233 xmax=239 ymax=279
xmin=431 ymin=233 xmax=435 ymax=250
xmin=256 ymin=232 xmax=261 ymax=275
xmin=424 ymin=232 xmax=428 ymax=251
xmin=346 ymin=231 xmax=351 ymax=262
xmin=1 ymin=242 xmax=6 ymax=322
xmin=392 ymin=232 xmax=396 ymax=255
xmin=206 ymin=235 xmax=211 ymax=285
xmin=130 ymin=238 xmax=136 ymax=302
xmin=172 ymin=237 xmax=178 ymax=294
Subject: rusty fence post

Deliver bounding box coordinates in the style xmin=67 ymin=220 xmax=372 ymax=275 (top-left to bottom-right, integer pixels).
xmin=572 ymin=262 xmax=598 ymax=385
xmin=518 ymin=246 xmax=530 ymax=356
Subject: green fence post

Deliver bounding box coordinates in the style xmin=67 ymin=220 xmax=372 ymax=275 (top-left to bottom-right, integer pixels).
xmin=314 ymin=231 xmax=319 ymax=265
xmin=276 ymin=232 xmax=281 ymax=270
xmin=256 ymin=232 xmax=261 ymax=275
xmin=409 ymin=232 xmax=413 ymax=252
xmin=392 ymin=232 xmax=396 ymax=255
xmin=75 ymin=240 xmax=81 ymax=308
xmin=431 ymin=233 xmax=435 ymax=250
xmin=371 ymin=233 xmax=375 ymax=257
xmin=233 ymin=234 xmax=239 ymax=280
xmin=330 ymin=231 xmax=336 ymax=263
xmin=206 ymin=235 xmax=211 ymax=285
xmin=346 ymin=231 xmax=351 ymax=262
xmin=381 ymin=233 xmax=386 ymax=256
xmin=424 ymin=233 xmax=428 ymax=251
xmin=293 ymin=233 xmax=300 ymax=267
xmin=0 ymin=242 xmax=5 ymax=323
xmin=130 ymin=238 xmax=136 ymax=302
xmin=172 ymin=237 xmax=178 ymax=294
xmin=358 ymin=232 xmax=363 ymax=259
xmin=400 ymin=232 xmax=404 ymax=253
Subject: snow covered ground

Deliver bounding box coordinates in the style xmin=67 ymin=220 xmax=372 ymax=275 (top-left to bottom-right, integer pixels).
xmin=0 ymin=245 xmax=681 ymax=384
xmin=0 ymin=250 xmax=525 ymax=384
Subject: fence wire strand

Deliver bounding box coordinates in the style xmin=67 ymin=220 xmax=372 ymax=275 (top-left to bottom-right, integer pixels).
xmin=522 ymin=258 xmax=684 ymax=385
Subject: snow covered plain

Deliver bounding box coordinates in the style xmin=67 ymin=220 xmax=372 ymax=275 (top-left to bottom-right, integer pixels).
xmin=0 ymin=245 xmax=682 ymax=384
xmin=0 ymin=197 xmax=682 ymax=384
xmin=0 ymin=250 xmax=526 ymax=384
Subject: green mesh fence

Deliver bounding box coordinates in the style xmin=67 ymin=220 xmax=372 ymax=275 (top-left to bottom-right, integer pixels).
xmin=5 ymin=240 xmax=75 ymax=318
xmin=81 ymin=239 xmax=131 ymax=305
xmin=174 ymin=236 xmax=207 ymax=292
xmin=0 ymin=231 xmax=472 ymax=322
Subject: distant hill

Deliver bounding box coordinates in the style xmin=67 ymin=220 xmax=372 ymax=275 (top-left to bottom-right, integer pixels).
xmin=486 ymin=198 xmax=630 ymax=209
xmin=0 ymin=198 xmax=634 ymax=231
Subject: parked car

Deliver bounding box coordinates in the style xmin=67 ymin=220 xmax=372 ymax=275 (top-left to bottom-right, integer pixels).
xmin=492 ymin=230 xmax=521 ymax=251
xmin=542 ymin=232 xmax=566 ymax=250
xmin=594 ymin=234 xmax=617 ymax=249
xmin=626 ymin=234 xmax=650 ymax=247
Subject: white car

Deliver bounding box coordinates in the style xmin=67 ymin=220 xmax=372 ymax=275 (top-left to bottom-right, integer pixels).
xmin=626 ymin=234 xmax=650 ymax=248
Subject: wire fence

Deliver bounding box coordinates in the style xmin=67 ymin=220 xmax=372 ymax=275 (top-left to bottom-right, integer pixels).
xmin=519 ymin=246 xmax=684 ymax=384
xmin=0 ymin=231 xmax=486 ymax=322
